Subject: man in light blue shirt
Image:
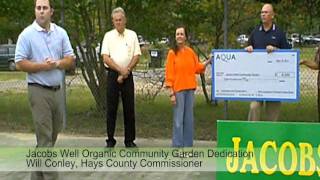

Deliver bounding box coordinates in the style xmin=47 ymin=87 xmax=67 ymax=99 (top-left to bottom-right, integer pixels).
xmin=15 ymin=0 xmax=74 ymax=179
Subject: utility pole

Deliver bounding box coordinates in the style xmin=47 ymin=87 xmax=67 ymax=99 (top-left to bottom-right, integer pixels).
xmin=60 ymin=0 xmax=67 ymax=129
xmin=223 ymin=0 xmax=229 ymax=120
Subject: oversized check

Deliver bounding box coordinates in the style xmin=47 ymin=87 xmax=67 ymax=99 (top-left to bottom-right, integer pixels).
xmin=211 ymin=49 xmax=300 ymax=101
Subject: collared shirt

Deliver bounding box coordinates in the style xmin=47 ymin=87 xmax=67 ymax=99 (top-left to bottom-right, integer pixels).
xmin=101 ymin=28 xmax=141 ymax=68
xmin=15 ymin=21 xmax=74 ymax=86
xmin=248 ymin=24 xmax=290 ymax=49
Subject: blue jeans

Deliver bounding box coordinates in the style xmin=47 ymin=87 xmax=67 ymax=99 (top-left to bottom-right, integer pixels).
xmin=172 ymin=90 xmax=195 ymax=147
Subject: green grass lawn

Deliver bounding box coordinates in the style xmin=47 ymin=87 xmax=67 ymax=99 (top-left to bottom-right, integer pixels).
xmin=0 ymin=71 xmax=25 ymax=81
xmin=0 ymin=91 xmax=32 ymax=132
xmin=299 ymin=47 xmax=317 ymax=61
xmin=0 ymin=87 xmax=318 ymax=141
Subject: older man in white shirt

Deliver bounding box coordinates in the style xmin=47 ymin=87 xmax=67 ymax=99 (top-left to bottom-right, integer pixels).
xmin=101 ymin=7 xmax=141 ymax=148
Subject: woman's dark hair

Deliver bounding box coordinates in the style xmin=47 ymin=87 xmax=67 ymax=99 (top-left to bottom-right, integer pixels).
xmin=171 ymin=25 xmax=188 ymax=55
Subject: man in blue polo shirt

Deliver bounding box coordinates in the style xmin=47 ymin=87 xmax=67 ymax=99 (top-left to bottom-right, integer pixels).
xmin=245 ymin=3 xmax=290 ymax=121
xmin=15 ymin=0 xmax=74 ymax=179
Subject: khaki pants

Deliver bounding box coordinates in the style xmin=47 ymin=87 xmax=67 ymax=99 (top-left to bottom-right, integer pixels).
xmin=28 ymin=85 xmax=63 ymax=180
xmin=248 ymin=101 xmax=281 ymax=121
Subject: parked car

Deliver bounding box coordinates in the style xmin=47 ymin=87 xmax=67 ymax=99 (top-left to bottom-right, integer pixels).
xmin=287 ymin=38 xmax=293 ymax=47
xmin=138 ymin=35 xmax=145 ymax=46
xmin=302 ymin=35 xmax=314 ymax=44
xmin=0 ymin=44 xmax=16 ymax=71
xmin=290 ymin=33 xmax=306 ymax=44
xmin=159 ymin=37 xmax=169 ymax=44
xmin=313 ymin=34 xmax=320 ymax=44
xmin=236 ymin=34 xmax=248 ymax=45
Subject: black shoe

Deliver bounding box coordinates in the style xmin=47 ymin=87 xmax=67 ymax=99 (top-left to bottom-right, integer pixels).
xmin=106 ymin=139 xmax=116 ymax=148
xmin=125 ymin=142 xmax=137 ymax=148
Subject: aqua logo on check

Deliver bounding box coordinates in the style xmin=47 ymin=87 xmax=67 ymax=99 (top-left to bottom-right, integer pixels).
xmin=216 ymin=53 xmax=236 ymax=63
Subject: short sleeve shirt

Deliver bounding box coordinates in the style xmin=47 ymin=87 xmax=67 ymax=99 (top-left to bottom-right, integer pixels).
xmin=101 ymin=28 xmax=141 ymax=68
xmin=248 ymin=24 xmax=291 ymax=49
xmin=15 ymin=21 xmax=74 ymax=86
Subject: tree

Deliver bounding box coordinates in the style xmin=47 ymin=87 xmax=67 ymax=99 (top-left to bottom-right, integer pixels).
xmin=2 ymin=0 xmax=318 ymax=111
xmin=61 ymin=0 xmax=115 ymax=113
xmin=0 ymin=0 xmax=34 ymax=43
xmin=256 ymin=0 xmax=281 ymax=3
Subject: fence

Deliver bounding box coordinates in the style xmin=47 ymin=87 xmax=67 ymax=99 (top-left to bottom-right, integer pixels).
xmin=0 ymin=46 xmax=319 ymax=137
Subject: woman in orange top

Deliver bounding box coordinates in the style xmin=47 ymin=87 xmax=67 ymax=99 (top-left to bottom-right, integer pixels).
xmin=165 ymin=26 xmax=211 ymax=147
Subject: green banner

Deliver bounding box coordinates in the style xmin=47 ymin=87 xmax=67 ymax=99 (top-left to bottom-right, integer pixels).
xmin=217 ymin=120 xmax=320 ymax=180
